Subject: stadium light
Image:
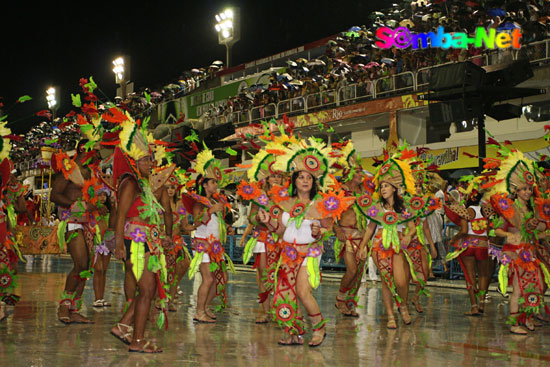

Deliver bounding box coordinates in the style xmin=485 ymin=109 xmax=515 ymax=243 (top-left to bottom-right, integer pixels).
xmin=46 ymin=87 xmax=57 ymax=109
xmin=214 ymin=7 xmax=240 ymax=68
xmin=112 ymin=56 xmax=131 ymax=98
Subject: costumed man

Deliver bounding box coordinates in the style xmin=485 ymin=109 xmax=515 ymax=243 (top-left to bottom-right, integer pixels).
xmin=186 ymin=146 xmax=235 ymax=323
xmin=110 ymin=109 xmax=168 ymax=353
xmin=482 ymin=140 xmax=550 ymax=334
xmin=258 ymin=136 xmax=353 ymax=346
xmin=331 ymin=140 xmax=372 ymax=318
xmin=51 ymin=139 xmax=104 ymax=324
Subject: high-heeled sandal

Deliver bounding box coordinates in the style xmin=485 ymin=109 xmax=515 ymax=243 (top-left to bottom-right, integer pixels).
xmin=387 ymin=315 xmax=397 ymax=329
xmin=398 ymin=306 xmax=412 ymax=325
xmin=308 ymin=312 xmax=327 ymax=347
xmin=464 ymin=304 xmax=481 ymax=317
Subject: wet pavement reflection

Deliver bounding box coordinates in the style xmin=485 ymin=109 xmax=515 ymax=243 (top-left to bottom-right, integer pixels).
xmin=1 ymin=256 xmax=550 ymax=366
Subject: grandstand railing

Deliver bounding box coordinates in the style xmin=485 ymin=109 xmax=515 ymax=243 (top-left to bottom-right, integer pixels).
xmin=201 ymin=39 xmax=550 ymax=127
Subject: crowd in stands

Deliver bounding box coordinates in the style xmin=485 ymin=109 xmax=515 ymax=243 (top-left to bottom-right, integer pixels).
xmin=11 ymin=0 xmax=550 ymax=165
xmin=201 ymin=0 xmax=550 ymax=122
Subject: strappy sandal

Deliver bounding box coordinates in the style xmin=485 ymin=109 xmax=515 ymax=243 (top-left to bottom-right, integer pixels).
xmin=110 ymin=323 xmax=133 ymax=345
xmin=129 ymin=339 xmax=162 ymax=353
xmin=387 ymin=315 xmax=397 ymax=329
xmin=411 ymin=297 xmax=424 ymax=314
xmin=58 ymin=300 xmax=73 ymax=324
xmin=398 ymin=306 xmax=412 ymax=325
xmin=278 ymin=334 xmax=303 ymax=346
xmin=205 ymin=309 xmax=217 ymax=320
xmin=510 ymin=325 xmax=528 ymax=335
xmin=70 ymin=311 xmax=94 ymax=324
xmin=335 ymin=297 xmax=352 ymax=316
xmin=464 ymin=304 xmax=481 ymax=317
xmin=193 ymin=313 xmax=216 ymax=324
xmin=93 ymin=299 xmax=104 ymax=308
xmin=308 ymin=312 xmax=327 ymax=348
xmin=102 ymin=300 xmax=111 ymax=307
xmin=255 ymin=314 xmax=269 ymax=324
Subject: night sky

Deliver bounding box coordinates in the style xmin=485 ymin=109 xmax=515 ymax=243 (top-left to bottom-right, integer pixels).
xmin=2 ymin=0 xmax=386 ymax=134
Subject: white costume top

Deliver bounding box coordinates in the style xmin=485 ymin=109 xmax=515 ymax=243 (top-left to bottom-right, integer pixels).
xmin=281 ymin=212 xmax=320 ymax=245
xmin=194 ymin=213 xmax=220 ymax=240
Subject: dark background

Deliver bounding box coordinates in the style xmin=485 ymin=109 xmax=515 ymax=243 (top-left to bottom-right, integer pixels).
xmin=1 ymin=0 xmax=386 ymax=134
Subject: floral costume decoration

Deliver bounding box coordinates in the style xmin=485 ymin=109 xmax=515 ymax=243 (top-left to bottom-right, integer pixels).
xmin=265 ymin=137 xmax=352 ymax=335
xmin=111 ymin=108 xmax=170 ymax=329
xmin=482 ymin=138 xmax=550 ymax=326
xmin=187 ymin=146 xmax=235 ymax=311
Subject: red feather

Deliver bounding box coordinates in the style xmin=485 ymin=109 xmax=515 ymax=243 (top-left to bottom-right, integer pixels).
xmin=426 ymin=164 xmax=440 ymax=172
xmin=102 ymin=107 xmax=127 ymax=124
xmin=487 ymin=137 xmax=500 ymax=146
xmin=238 ymin=144 xmax=249 ymax=151
xmin=65 ymin=110 xmax=76 ymax=118
xmin=5 ymin=134 xmax=23 ymax=142
xmin=504 ymin=140 xmax=512 ymax=145
xmin=462 ymin=152 xmax=478 ymax=158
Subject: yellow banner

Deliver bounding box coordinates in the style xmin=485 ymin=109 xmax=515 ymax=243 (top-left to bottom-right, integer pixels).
xmin=361 ymin=136 xmax=549 ymax=173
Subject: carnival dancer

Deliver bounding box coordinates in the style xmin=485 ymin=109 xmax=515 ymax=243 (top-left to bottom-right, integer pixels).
xmin=444 ymin=185 xmax=492 ymax=316
xmin=358 ymin=147 xmax=430 ymax=328
xmin=259 ymin=136 xmax=353 ymax=347
xmin=186 ymin=147 xmax=235 ymax=323
xmin=405 ymin=170 xmax=442 ymax=313
xmin=483 ymin=144 xmax=550 ymax=334
xmin=331 ymin=141 xmax=372 ymax=317
xmin=110 ymin=111 xmax=168 ymax=353
xmin=164 ymin=168 xmax=193 ymax=311
xmin=237 ymin=143 xmax=284 ymax=323
xmin=51 ymin=139 xmax=104 ymax=324
xmin=92 ymin=187 xmax=116 ymax=308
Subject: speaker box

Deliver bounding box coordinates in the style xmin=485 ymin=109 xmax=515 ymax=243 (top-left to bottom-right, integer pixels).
xmin=429 ymin=62 xmax=485 ymax=91
xmin=428 ymin=99 xmax=483 ymax=124
xmin=483 ymin=59 xmax=533 ymax=87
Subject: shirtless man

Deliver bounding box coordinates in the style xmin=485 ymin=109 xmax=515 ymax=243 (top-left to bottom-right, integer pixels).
xmin=333 ymin=166 xmax=368 ymax=317
xmin=122 ymin=168 xmax=172 ymax=307
xmin=50 ymin=140 xmax=104 ymax=324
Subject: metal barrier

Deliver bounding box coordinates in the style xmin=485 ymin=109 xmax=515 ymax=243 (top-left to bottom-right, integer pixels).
xmin=374 ymin=71 xmax=415 ymax=98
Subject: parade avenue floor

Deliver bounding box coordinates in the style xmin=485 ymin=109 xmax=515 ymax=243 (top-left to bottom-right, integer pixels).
xmin=1 ymin=256 xmax=550 ymax=367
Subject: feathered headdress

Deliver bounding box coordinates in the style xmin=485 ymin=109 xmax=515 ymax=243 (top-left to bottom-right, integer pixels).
xmin=335 ymin=140 xmax=362 ymax=182
xmin=195 ymin=146 xmax=227 ymax=185
xmin=118 ymin=114 xmax=154 ymax=161
xmin=273 ymin=137 xmax=335 ymax=191
xmin=374 ymin=149 xmax=416 ymax=197
xmin=247 ymin=141 xmax=284 ymax=183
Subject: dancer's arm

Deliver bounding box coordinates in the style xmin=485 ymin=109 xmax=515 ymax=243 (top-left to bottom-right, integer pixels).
xmin=359 ymin=221 xmax=377 ymax=250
